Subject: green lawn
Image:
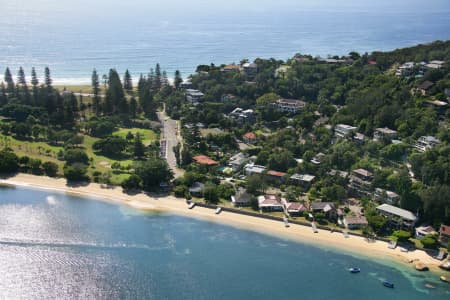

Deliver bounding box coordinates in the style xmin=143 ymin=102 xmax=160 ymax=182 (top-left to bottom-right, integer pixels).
xmin=113 ymin=128 xmax=157 ymax=146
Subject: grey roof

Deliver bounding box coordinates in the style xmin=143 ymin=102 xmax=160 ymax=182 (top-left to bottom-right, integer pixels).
xmin=376 ymin=204 xmax=417 ymax=221
xmin=310 ymin=201 xmax=336 ymax=211
xmin=290 ymin=173 xmax=315 ymax=182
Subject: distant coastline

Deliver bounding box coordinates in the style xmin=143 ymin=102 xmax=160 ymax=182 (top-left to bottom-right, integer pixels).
xmin=0 ymin=173 xmax=447 ymax=275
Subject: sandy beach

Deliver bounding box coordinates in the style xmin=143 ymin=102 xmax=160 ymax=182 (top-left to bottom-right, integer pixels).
xmin=0 ymin=173 xmax=447 ymax=274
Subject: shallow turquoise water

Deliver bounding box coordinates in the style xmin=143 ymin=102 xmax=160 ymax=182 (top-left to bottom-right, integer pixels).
xmin=1 ymin=0 xmax=449 ymax=84
xmin=0 ymin=186 xmax=448 ymax=299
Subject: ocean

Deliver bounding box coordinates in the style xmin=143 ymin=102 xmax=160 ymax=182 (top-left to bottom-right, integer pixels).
xmin=0 ymin=186 xmax=448 ymax=299
xmin=0 ymin=0 xmax=449 ymax=85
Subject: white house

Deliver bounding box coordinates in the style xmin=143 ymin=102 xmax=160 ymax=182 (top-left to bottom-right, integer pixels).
xmin=334 ymin=124 xmax=357 ymax=138
xmin=413 ymin=136 xmax=441 ymax=152
xmin=376 ymin=204 xmax=417 ymax=229
xmin=258 ymin=195 xmax=284 ymax=211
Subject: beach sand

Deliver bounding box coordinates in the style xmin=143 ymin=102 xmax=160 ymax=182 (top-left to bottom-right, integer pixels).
xmin=0 ymin=173 xmax=447 ymax=274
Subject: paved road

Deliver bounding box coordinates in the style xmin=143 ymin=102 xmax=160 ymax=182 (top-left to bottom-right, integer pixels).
xmin=157 ymin=110 xmax=184 ymax=178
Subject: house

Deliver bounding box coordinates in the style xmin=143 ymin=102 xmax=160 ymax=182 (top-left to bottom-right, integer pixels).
xmin=413 ymin=136 xmax=441 ymax=152
xmin=344 ymin=216 xmax=368 ymax=229
xmin=290 ymin=173 xmax=316 ymax=188
xmin=221 ymin=64 xmax=241 ymax=72
xmin=285 ymin=202 xmax=308 ymax=216
xmin=424 ymin=100 xmax=448 ymax=114
xmin=415 ymin=225 xmax=437 ymax=239
xmin=311 ymin=152 xmax=326 ymax=165
xmin=310 ymin=201 xmax=337 ymax=219
xmin=376 ymin=203 xmax=417 ymax=229
xmin=425 ymin=60 xmax=445 ymax=69
xmin=221 ymin=94 xmax=237 ymax=102
xmin=417 ymin=80 xmax=434 ymax=95
xmin=228 ymin=108 xmax=256 ymax=124
xmin=243 ymin=132 xmax=257 ymax=144
xmin=189 ymin=182 xmax=205 ymax=198
xmin=439 ymin=225 xmax=450 ymax=246
xmin=353 ymin=132 xmax=367 ymax=144
xmin=242 ymin=62 xmax=258 ymax=78
xmin=327 ymin=169 xmax=349 ymax=179
xmin=231 ymin=188 xmax=252 ymax=207
xmin=395 ymin=62 xmax=415 ymax=76
xmin=348 ymin=169 xmax=373 ymax=196
xmin=180 ymin=81 xmax=193 ymax=89
xmin=185 ymin=89 xmax=204 ymax=105
xmin=271 ymin=98 xmax=306 ymax=113
xmin=373 ymin=188 xmax=400 ymax=205
xmin=258 ymin=195 xmax=284 ymax=211
xmin=374 ymin=127 xmax=398 ymax=141
xmin=244 ymin=163 xmax=266 ymax=176
xmin=228 ymin=152 xmax=249 ymax=172
xmin=192 ymin=155 xmax=219 ymax=166
xmin=266 ymin=170 xmax=286 ymax=183
xmin=334 ymin=124 xmax=357 ymax=138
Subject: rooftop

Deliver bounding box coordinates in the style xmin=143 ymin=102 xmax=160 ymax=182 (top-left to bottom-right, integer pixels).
xmin=353 ymin=168 xmax=373 ymax=178
xmin=290 ymin=173 xmax=315 ymax=182
xmin=243 ymin=132 xmax=257 ymax=140
xmin=345 ymin=216 xmax=368 ymax=225
xmin=267 ymin=170 xmax=287 ymax=177
xmin=375 ymin=127 xmax=397 ymax=134
xmin=376 ymin=204 xmax=417 ymax=222
xmin=441 ymin=225 xmax=450 ymax=235
xmin=418 ymin=80 xmax=434 ymax=90
xmin=192 ymin=155 xmax=219 ymax=166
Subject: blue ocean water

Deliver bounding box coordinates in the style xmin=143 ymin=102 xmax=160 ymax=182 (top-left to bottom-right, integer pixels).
xmin=0 ymin=186 xmax=448 ymax=299
xmin=0 ymin=0 xmax=449 ymax=84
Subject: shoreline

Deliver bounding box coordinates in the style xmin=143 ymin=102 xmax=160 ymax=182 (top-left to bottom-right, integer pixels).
xmin=0 ymin=173 xmax=447 ymax=276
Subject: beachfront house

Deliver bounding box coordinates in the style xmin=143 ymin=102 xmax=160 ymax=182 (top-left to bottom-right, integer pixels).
xmin=284 ymin=202 xmax=308 ymax=217
xmin=189 ymin=182 xmax=205 ymax=198
xmin=290 ymin=173 xmax=316 ymax=188
xmin=348 ymin=168 xmax=373 ymax=196
xmin=415 ymin=225 xmax=437 ymax=239
xmin=373 ymin=188 xmax=400 ymax=205
xmin=231 ymin=188 xmax=252 ymax=207
xmin=344 ymin=216 xmax=368 ymax=230
xmin=334 ymin=124 xmax=357 ymax=138
xmin=228 ymin=152 xmax=249 ymax=172
xmin=439 ymin=225 xmax=450 ymax=246
xmin=271 ymin=98 xmax=306 ymax=114
xmin=310 ymin=201 xmax=337 ymax=219
xmin=374 ymin=127 xmax=398 ymax=141
xmin=257 ymin=195 xmax=284 ymax=212
xmin=376 ymin=204 xmax=417 ymax=230
xmin=185 ymin=89 xmax=204 ymax=105
xmin=413 ymin=135 xmax=441 ymax=152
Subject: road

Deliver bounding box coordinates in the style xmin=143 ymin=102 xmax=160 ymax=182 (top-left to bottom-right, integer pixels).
xmin=157 ymin=110 xmax=184 ymax=178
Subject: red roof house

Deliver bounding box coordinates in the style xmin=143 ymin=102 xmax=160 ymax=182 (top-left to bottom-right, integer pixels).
xmin=192 ymin=155 xmax=219 ymax=166
xmin=243 ymin=132 xmax=257 ymax=144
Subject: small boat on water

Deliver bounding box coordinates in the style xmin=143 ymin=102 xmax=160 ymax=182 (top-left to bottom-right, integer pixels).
xmin=348 ymin=267 xmax=360 ymax=273
xmin=382 ymin=281 xmax=394 ymax=288
xmin=215 ymin=207 xmax=222 ymax=214
xmin=440 ymin=276 xmax=450 ymax=283
xmin=283 ymin=217 xmax=290 ymax=227
xmin=188 ymin=202 xmax=196 ymax=209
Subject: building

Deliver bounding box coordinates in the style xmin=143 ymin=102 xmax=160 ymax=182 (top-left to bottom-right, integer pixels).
xmin=231 ymin=188 xmax=252 ymax=207
xmin=310 ymin=202 xmax=337 ymax=219
xmin=228 ymin=108 xmax=256 ymax=124
xmin=221 ymin=64 xmax=241 ymax=72
xmin=266 ymin=170 xmax=286 ymax=183
xmin=311 ymin=152 xmax=326 ymax=165
xmin=272 ymin=98 xmax=306 ymax=114
xmin=376 ymin=204 xmax=417 ymax=229
xmin=285 ymin=202 xmax=308 ymax=216
xmin=439 ymin=225 xmax=450 ymax=246
xmin=413 ymin=136 xmax=441 ymax=152
xmin=228 ymin=152 xmax=249 ymax=172
xmin=290 ymin=173 xmax=316 ymax=188
xmin=395 ymin=62 xmax=415 ymax=76
xmin=185 ymin=89 xmax=204 ymax=105
xmin=424 ymin=100 xmax=448 ymax=114
xmin=334 ymin=124 xmax=357 ymax=138
xmin=348 ymin=169 xmax=373 ymax=196
xmin=344 ymin=216 xmax=368 ymax=229
xmin=374 ymin=127 xmax=398 ymax=141
xmin=373 ymin=188 xmax=400 ymax=205
xmin=180 ymin=81 xmax=193 ymax=89
xmin=415 ymin=225 xmax=437 ymax=239
xmin=189 ymin=182 xmax=205 ymax=198
xmin=417 ymin=80 xmax=434 ymax=95
xmin=327 ymin=169 xmax=349 ymax=179
xmin=242 ymin=62 xmax=258 ymax=78
xmin=258 ymin=195 xmax=284 ymax=211
xmin=243 ymin=132 xmax=257 ymax=144
xmin=353 ymin=132 xmax=367 ymax=144
xmin=244 ymin=163 xmax=266 ymax=176
xmin=192 ymin=155 xmax=219 ymax=166
xmin=425 ymin=60 xmax=445 ymax=69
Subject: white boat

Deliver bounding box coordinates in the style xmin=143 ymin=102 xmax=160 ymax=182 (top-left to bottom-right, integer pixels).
xmin=188 ymin=202 xmax=196 ymax=209
xmin=343 ymin=230 xmax=349 ymax=238
xmin=215 ymin=207 xmax=222 ymax=214
xmin=283 ymin=217 xmax=290 ymax=227
xmin=312 ymin=222 xmax=318 ymax=233
xmin=400 ymin=247 xmax=408 ymax=253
